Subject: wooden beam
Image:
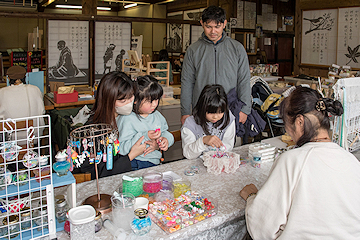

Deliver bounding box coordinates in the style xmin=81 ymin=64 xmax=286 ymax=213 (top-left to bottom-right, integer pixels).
xmin=299 ymin=0 xmax=360 ymax=10
xmin=167 ymin=0 xmax=207 ymax=12
xmin=207 ymin=0 xmax=219 ymax=7
xmin=82 ymin=0 xmax=97 ymax=16
xmin=294 ymin=0 xmax=301 ymax=75
xmin=0 ymin=11 xmax=200 ymax=25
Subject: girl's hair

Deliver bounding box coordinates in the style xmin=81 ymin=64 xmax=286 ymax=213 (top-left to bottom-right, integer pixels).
xmin=280 ymin=86 xmax=343 ymax=147
xmin=133 ymin=75 xmax=163 ymax=116
xmin=158 ymin=49 xmax=170 ymax=61
xmin=92 ymin=71 xmax=135 ymax=128
xmin=192 ymin=84 xmax=230 ymax=135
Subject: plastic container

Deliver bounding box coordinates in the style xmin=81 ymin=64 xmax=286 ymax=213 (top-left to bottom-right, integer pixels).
xmin=53 ymin=153 xmax=71 ymax=177
xmin=122 ymin=174 xmax=143 ymax=197
xmin=142 ymin=170 xmax=163 ymax=194
xmin=131 ymin=208 xmax=151 ymax=235
xmin=111 ymin=193 xmax=135 ymax=232
xmin=20 ymin=207 xmax=32 ymax=230
xmin=55 ymin=198 xmax=70 ymax=223
xmin=173 ymin=179 xmax=191 ymax=198
xmin=162 ymin=175 xmax=173 ymax=191
xmin=68 ymin=205 xmax=96 ymax=240
xmin=94 ymin=211 xmax=103 ymax=233
xmin=2 ymin=215 xmax=20 ymax=238
xmin=251 ymin=152 xmax=262 ymax=168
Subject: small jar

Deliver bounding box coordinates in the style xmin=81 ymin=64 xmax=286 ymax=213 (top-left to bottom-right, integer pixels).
xmin=2 ymin=215 xmax=20 ymax=238
xmin=32 ymin=156 xmax=50 ymax=182
xmin=162 ymin=175 xmax=173 ymax=191
xmin=142 ymin=170 xmax=163 ymax=194
xmin=173 ymin=179 xmax=191 ymax=198
xmin=34 ymin=207 xmax=48 ymax=230
xmin=68 ymin=205 xmax=96 ymax=240
xmin=94 ymin=211 xmax=103 ymax=233
xmin=53 ymin=155 xmax=71 ymax=177
xmin=130 ymin=209 xmax=151 ymax=236
xmin=252 ymin=152 xmax=262 ymax=168
xmin=122 ymin=174 xmax=143 ymax=197
xmin=55 ymin=198 xmax=70 ymax=223
xmin=20 ymin=207 xmax=32 ymax=230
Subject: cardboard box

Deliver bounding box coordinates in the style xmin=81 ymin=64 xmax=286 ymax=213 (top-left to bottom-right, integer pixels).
xmin=54 ymin=90 xmax=78 ymax=103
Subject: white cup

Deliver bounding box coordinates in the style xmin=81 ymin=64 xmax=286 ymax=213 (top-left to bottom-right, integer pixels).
xmin=134 ymin=197 xmax=149 ymax=210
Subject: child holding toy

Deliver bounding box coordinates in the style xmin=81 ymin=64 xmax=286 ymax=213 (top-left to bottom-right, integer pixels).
xmin=117 ymin=75 xmax=174 ymax=170
xmin=181 ymin=84 xmax=236 ymax=159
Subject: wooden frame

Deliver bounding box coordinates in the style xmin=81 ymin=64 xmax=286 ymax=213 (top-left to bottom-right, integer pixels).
xmin=233 ymin=32 xmax=258 ymax=55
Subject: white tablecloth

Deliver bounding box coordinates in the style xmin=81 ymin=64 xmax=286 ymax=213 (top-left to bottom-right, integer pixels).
xmin=55 ymin=145 xmax=273 ymax=240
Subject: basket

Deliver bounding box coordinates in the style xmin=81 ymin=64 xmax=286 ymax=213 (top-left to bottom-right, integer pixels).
xmin=0 ymin=194 xmax=31 ymax=216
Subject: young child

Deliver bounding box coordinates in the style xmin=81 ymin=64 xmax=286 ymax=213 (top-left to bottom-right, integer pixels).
xmin=181 ymin=84 xmax=236 ymax=159
xmin=117 ymin=75 xmax=175 ymax=170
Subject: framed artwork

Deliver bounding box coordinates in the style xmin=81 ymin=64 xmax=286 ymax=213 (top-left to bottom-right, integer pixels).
xmin=47 ymin=20 xmax=89 ymax=85
xmin=167 ymin=23 xmax=182 ymax=52
xmin=94 ymin=21 xmax=131 ymax=79
xmin=182 ymin=24 xmax=191 ymax=52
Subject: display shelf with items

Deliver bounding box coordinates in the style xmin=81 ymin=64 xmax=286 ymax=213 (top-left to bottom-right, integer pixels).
xmin=0 ymin=115 xmax=76 ymax=240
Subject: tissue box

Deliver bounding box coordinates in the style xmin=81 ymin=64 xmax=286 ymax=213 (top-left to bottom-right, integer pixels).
xmin=54 ymin=90 xmax=78 ymax=103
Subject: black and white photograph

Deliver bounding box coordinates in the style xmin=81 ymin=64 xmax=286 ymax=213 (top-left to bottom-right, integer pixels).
xmin=167 ymin=23 xmax=182 ymax=53
xmin=95 ymin=22 xmax=131 ymax=79
xmin=48 ymin=20 xmax=89 ymax=85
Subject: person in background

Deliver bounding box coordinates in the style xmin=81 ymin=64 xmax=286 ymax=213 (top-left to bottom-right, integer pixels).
xmin=155 ymin=49 xmax=173 ymax=85
xmin=240 ymin=86 xmax=360 ymax=239
xmin=180 ymin=6 xmax=251 ymax=125
xmin=174 ymin=52 xmax=185 ymax=72
xmin=117 ymin=75 xmax=174 ymax=170
xmin=75 ymin=71 xmax=156 ymax=179
xmin=0 ymin=65 xmax=45 ymax=132
xmin=181 ymin=84 xmax=235 ymax=159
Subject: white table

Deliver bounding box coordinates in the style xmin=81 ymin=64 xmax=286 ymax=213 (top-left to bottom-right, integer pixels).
xmin=55 ymin=144 xmax=273 ymax=240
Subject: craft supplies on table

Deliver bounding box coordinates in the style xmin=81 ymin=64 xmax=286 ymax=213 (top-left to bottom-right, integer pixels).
xmin=122 ymin=174 xmax=143 ymax=197
xmin=248 ymin=142 xmax=276 ymax=163
xmin=203 ymin=151 xmax=240 ymax=175
xmin=148 ymin=191 xmax=216 ymax=234
xmin=131 ymin=208 xmax=152 ymax=235
xmin=111 ymin=192 xmax=135 ymax=232
xmin=142 ymin=170 xmax=163 ymax=194
xmin=173 ymin=180 xmax=191 ymax=198
xmin=68 ymin=205 xmax=96 ymax=240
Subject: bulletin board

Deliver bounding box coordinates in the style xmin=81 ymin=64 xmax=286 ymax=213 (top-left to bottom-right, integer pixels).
xmin=301 ymin=7 xmax=360 ymax=68
xmin=47 ymin=20 xmax=89 ymax=85
xmin=94 ymin=21 xmax=131 ymax=79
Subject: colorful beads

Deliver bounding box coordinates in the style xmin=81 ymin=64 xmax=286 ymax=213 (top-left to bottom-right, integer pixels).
xmin=173 ymin=181 xmax=191 ymax=198
xmin=143 ymin=182 xmax=162 ymax=193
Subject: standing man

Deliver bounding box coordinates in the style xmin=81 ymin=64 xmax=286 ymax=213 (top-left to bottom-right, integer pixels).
xmin=181 ymin=6 xmax=251 ymax=125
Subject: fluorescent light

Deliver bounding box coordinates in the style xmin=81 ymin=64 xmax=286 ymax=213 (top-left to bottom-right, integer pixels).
xmin=55 ymin=5 xmax=111 ymax=11
xmin=124 ymin=3 xmax=137 ymax=8
xmin=97 ymin=7 xmax=111 ymax=11
xmin=55 ymin=5 xmax=82 ymax=9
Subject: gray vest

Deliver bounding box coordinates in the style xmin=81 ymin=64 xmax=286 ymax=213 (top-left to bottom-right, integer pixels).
xmin=183 ymin=111 xmax=235 ymax=141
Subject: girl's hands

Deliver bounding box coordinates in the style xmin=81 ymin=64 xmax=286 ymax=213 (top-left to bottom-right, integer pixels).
xmin=157 ymin=137 xmax=169 ymax=151
xmin=203 ymin=135 xmax=223 ymax=148
xmin=128 ymin=136 xmax=146 ymax=161
xmin=148 ymin=130 xmax=161 ymax=140
xmin=143 ymin=139 xmax=159 ymax=156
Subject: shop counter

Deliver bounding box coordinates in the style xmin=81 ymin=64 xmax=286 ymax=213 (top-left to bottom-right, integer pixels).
xmin=54 ymin=144 xmax=273 ymax=239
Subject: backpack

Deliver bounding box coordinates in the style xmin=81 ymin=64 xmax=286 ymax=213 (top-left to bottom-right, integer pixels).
xmin=261 ymin=93 xmax=283 ymax=120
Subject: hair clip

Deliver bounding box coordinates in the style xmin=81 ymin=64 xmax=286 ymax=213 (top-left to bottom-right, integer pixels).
xmin=315 ymin=100 xmax=326 ymax=111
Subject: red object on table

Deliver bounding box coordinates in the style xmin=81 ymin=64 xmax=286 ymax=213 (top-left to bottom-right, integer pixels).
xmin=54 ymin=90 xmax=79 ymax=103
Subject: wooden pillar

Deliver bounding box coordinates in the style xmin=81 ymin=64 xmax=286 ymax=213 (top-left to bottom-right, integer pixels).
xmin=82 ymin=0 xmax=97 ymax=16
xmin=207 ymin=0 xmax=219 ymax=7
xmin=294 ymin=0 xmax=301 ymax=75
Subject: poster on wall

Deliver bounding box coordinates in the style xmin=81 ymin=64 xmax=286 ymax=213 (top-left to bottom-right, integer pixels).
xmin=95 ymin=22 xmax=131 ymax=80
xmin=301 ymin=9 xmax=337 ymax=65
xmin=48 ymin=20 xmax=89 ymax=85
xmin=167 ymin=23 xmax=182 ymax=52
xmin=182 ymin=24 xmax=190 ymax=52
xmin=337 ymin=7 xmax=360 ymax=68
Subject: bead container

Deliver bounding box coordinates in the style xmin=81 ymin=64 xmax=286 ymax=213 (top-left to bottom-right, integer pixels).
xmin=173 ymin=179 xmax=191 ymax=198
xmin=122 ymin=174 xmax=143 ymax=197
xmin=20 ymin=207 xmax=32 ymax=230
xmin=55 ymin=198 xmax=70 ymax=223
xmin=68 ymin=205 xmax=96 ymax=240
xmin=131 ymin=208 xmax=151 ymax=235
xmin=2 ymin=215 xmax=20 ymax=238
xmin=142 ymin=170 xmax=163 ymax=194
xmin=53 ymin=155 xmax=71 ymax=177
xmin=111 ymin=193 xmax=135 ymax=232
xmin=94 ymin=211 xmax=103 ymax=233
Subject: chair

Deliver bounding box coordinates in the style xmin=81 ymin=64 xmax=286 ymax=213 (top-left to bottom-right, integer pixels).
xmin=73 ymin=172 xmax=92 ymax=184
xmin=170 ymin=129 xmax=181 ymax=142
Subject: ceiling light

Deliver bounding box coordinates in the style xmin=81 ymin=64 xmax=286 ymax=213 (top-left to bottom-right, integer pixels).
xmin=124 ymin=3 xmax=137 ymax=8
xmin=55 ymin=5 xmax=82 ymax=9
xmin=55 ymin=5 xmax=111 ymax=10
xmin=97 ymin=7 xmax=111 ymax=10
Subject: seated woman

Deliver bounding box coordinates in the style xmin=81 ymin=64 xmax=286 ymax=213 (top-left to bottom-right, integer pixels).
xmin=74 ymin=71 xmax=157 ymax=179
xmin=240 ymin=86 xmax=360 ymax=239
